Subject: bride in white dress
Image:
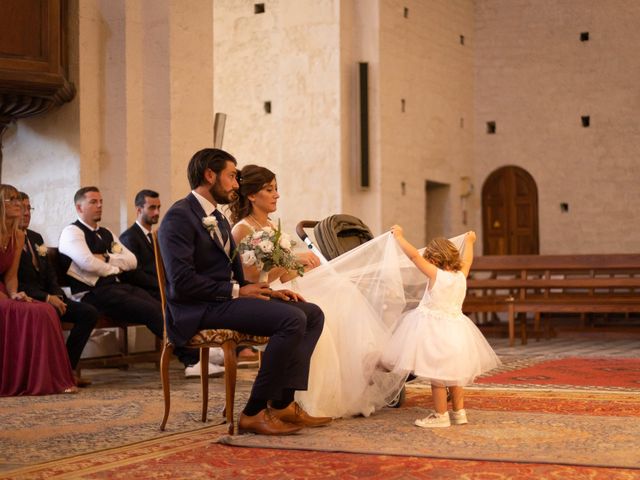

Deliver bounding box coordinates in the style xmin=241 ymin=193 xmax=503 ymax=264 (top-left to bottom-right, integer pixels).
xmin=230 ymin=165 xmax=467 ymax=418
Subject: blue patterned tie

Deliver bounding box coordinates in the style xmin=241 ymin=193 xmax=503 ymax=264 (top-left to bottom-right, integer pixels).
xmin=213 ymin=209 xmax=229 ymax=246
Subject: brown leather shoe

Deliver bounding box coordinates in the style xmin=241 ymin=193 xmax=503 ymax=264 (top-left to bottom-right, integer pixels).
xmin=270 ymin=401 xmax=332 ymax=428
xmin=238 ymin=408 xmax=303 ymax=435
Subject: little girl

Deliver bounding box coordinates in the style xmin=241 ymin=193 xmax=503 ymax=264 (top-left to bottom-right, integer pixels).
xmin=382 ymin=226 xmax=501 ymax=428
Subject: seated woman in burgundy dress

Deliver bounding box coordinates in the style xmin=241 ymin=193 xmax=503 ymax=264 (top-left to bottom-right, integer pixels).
xmin=0 ymin=184 xmax=77 ymax=396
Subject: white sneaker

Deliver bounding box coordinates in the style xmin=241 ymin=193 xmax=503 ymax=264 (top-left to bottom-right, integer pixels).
xmin=415 ymin=411 xmax=451 ymax=428
xmin=209 ymin=347 xmax=225 ymax=366
xmin=450 ymin=409 xmax=468 ymax=425
xmin=184 ymin=361 xmax=225 ymax=378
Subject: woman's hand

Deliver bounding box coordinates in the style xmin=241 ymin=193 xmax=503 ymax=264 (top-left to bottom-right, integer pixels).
xmin=390 ymin=225 xmax=404 ymax=239
xmin=297 ymin=251 xmax=321 ymax=270
xmin=11 ymin=291 xmax=32 ymax=302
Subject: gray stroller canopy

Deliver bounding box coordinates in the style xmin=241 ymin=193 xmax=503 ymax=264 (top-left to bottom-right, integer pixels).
xmin=313 ymin=214 xmax=374 ymax=261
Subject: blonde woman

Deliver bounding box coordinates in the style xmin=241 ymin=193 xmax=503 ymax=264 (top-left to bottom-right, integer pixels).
xmin=0 ymin=184 xmax=76 ymax=396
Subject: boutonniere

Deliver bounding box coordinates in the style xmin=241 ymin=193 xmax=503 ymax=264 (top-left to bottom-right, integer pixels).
xmin=110 ymin=242 xmax=123 ymax=254
xmin=35 ymin=243 xmax=48 ymax=257
xmin=202 ymin=215 xmax=218 ymax=233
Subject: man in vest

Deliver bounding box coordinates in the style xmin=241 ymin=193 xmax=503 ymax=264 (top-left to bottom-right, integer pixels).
xmin=58 ymin=186 xmax=204 ymax=376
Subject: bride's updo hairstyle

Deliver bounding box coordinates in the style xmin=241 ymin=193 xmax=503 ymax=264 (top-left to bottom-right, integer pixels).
xmin=230 ymin=164 xmax=276 ymax=224
xmin=422 ymin=237 xmax=462 ymax=272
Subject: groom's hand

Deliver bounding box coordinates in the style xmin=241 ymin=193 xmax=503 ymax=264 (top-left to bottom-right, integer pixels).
xmin=239 ymin=283 xmax=272 ymax=300
xmin=269 ymin=289 xmax=305 ymax=303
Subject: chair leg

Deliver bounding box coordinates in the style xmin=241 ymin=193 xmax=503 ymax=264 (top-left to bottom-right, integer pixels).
xmin=508 ymin=304 xmax=515 ymax=347
xmin=200 ymin=348 xmax=210 ymax=423
xmin=159 ymin=342 xmax=174 ymax=431
xmin=222 ymin=342 xmax=238 ymax=435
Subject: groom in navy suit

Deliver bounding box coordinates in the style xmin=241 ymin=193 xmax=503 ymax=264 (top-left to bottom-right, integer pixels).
xmin=158 ymin=148 xmax=330 ymax=435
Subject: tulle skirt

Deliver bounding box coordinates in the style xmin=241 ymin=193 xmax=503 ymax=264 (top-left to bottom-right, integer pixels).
xmin=382 ymin=306 xmax=501 ymax=386
xmin=288 ymin=274 xmax=407 ymax=418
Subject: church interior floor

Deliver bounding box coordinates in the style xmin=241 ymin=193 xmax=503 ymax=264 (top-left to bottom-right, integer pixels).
xmin=1 ymin=324 xmax=639 ymax=479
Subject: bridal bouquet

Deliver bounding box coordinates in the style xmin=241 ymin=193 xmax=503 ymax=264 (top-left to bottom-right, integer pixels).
xmin=235 ymin=220 xmax=305 ymax=279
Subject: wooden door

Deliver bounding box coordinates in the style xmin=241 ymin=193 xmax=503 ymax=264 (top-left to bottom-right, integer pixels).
xmin=482 ymin=166 xmax=539 ymax=255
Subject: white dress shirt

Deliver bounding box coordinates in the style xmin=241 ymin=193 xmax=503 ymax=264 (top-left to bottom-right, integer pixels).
xmin=58 ymin=218 xmax=138 ymax=298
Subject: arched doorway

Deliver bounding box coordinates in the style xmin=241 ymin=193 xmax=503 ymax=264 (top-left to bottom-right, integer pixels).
xmin=482 ymin=166 xmax=539 ymax=255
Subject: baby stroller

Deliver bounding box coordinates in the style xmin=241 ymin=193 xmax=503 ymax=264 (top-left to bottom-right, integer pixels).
xmin=295 ymin=214 xmax=407 ymax=408
xmin=295 ymin=214 xmax=374 ymax=263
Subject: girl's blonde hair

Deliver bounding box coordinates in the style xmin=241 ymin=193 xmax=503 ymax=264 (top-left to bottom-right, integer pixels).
xmin=422 ymin=237 xmax=462 ymax=271
xmin=0 ymin=184 xmax=19 ymax=241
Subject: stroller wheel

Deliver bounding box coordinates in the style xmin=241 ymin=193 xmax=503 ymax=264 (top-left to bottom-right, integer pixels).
xmin=387 ymin=386 xmax=406 ymax=408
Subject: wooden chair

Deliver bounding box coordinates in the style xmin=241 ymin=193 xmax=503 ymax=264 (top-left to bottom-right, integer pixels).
xmin=49 ymin=247 xmax=162 ymax=376
xmin=152 ymin=231 xmax=269 ymax=434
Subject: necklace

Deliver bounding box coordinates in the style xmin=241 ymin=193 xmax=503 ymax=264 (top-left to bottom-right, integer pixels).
xmin=0 ymin=234 xmax=12 ymax=252
xmin=248 ymin=214 xmax=271 ymax=230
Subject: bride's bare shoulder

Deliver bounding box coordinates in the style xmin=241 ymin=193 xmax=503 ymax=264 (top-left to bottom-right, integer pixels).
xmin=231 ymin=219 xmax=252 ymax=241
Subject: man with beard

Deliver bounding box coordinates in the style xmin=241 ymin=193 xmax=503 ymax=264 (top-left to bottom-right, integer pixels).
xmin=158 ymin=148 xmax=331 ymax=435
xmin=119 ymin=190 xmax=163 ymax=301
xmin=58 ymin=186 xmax=200 ymax=374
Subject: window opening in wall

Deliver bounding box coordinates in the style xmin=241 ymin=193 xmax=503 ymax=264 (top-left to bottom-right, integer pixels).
xmin=486 ymin=121 xmax=496 ymax=134
xmin=581 ymin=115 xmax=590 ymax=127
xmin=426 ymin=180 xmax=451 ymax=242
xmin=560 ymin=203 xmax=569 ymax=213
xmin=254 ymin=3 xmax=265 ymax=14
xmin=404 ymin=7 xmax=409 ymax=18
xmin=580 ymin=31 xmax=589 ymax=42
xmin=460 ymin=35 xmax=465 ymax=45
xmin=401 ymin=181 xmax=406 ymax=195
xmin=401 ymin=98 xmax=405 ymax=112
xmin=460 ymin=117 xmax=464 ymax=128
xmin=264 ymin=101 xmax=272 ymax=114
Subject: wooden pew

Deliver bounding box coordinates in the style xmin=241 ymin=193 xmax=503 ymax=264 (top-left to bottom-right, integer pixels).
xmin=464 ymin=254 xmax=640 ymax=346
xmin=48 ymin=248 xmax=161 ymax=374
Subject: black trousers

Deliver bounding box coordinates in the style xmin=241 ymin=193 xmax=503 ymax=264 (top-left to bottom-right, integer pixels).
xmin=60 ymin=300 xmax=99 ymax=369
xmin=81 ymin=283 xmax=198 ymax=367
xmin=201 ymin=297 xmax=324 ymax=401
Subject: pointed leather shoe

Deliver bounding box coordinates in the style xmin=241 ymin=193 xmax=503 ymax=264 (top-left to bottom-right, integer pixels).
xmin=238 ymin=408 xmax=303 ymax=435
xmin=270 ymin=401 xmax=332 ymax=428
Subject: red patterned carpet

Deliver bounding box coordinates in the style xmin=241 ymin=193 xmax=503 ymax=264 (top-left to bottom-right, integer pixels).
xmin=4 ymin=351 xmax=640 ymax=479
xmin=7 ymin=432 xmax=638 ymax=480
xmin=6 ymin=388 xmax=640 ymax=480
xmin=477 ymin=357 xmax=640 ymax=389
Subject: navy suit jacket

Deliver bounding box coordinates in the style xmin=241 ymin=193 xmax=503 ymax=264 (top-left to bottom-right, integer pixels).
xmin=158 ymin=193 xmax=247 ymax=346
xmin=18 ymin=229 xmax=65 ymax=302
xmin=119 ymin=223 xmax=159 ymax=293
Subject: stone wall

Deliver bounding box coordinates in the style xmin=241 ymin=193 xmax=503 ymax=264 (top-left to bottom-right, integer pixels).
xmin=474 ymin=0 xmax=640 ymax=253
xmin=379 ymin=0 xmax=475 ymax=246
xmin=3 ymin=0 xmax=214 ymax=244
xmin=213 ymin=0 xmax=342 ymax=238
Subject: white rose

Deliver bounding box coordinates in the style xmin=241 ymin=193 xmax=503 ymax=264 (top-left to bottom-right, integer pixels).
xmin=252 ymin=231 xmax=264 ymax=240
xmin=35 ymin=244 xmax=48 ymax=257
xmin=258 ymin=240 xmax=274 ymax=253
xmin=202 ymin=216 xmax=217 ymax=229
xmin=262 ymin=226 xmax=273 ymax=235
xmin=279 ymin=234 xmax=292 ymax=250
xmin=111 ymin=242 xmax=123 ymax=254
xmin=241 ymin=250 xmax=257 ymax=266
